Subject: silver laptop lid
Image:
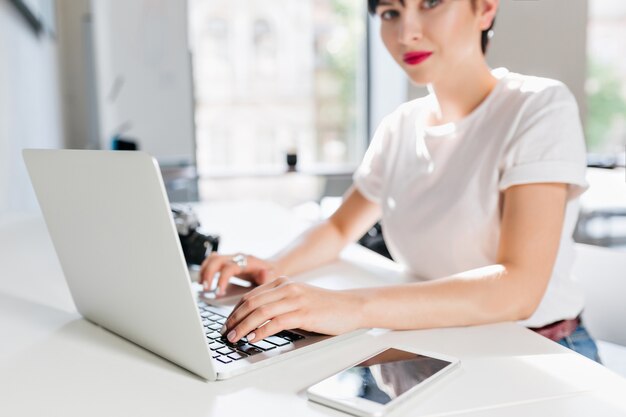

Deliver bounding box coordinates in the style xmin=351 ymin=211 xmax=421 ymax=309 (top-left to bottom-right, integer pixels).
xmin=23 ymin=149 xmax=215 ymax=380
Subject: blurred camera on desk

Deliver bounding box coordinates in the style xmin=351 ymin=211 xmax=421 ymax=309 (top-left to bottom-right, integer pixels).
xmin=171 ymin=204 xmax=220 ymax=266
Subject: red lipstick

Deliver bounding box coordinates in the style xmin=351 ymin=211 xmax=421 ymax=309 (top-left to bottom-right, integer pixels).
xmin=403 ymin=51 xmax=433 ymax=65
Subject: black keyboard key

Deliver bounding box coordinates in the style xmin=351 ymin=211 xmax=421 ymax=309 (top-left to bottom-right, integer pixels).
xmin=276 ymin=330 xmax=305 ymax=342
xmin=237 ymin=344 xmax=263 ymax=356
xmin=217 ymin=347 xmax=234 ymax=355
xmin=265 ymin=336 xmax=291 ymax=347
xmin=220 ymin=336 xmax=244 ymax=347
xmin=217 ymin=356 xmax=232 ymax=364
xmin=250 ymin=340 xmax=276 ymax=351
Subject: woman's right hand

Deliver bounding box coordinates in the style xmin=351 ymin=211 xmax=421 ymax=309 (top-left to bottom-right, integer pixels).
xmin=199 ymin=253 xmax=279 ymax=295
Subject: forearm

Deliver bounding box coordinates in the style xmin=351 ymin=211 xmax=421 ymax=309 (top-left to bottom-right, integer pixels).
xmin=270 ymin=220 xmax=350 ymax=277
xmin=270 ymin=187 xmax=381 ymax=277
xmin=352 ymin=264 xmax=543 ymax=330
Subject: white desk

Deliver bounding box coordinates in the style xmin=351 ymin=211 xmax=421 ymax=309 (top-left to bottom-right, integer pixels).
xmin=1 ymin=201 xmax=625 ymax=417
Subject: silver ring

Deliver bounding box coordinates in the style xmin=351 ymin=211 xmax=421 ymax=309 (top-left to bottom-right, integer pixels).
xmin=231 ymin=253 xmax=248 ymax=271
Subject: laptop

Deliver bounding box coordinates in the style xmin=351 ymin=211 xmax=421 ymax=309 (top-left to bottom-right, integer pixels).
xmin=23 ymin=149 xmax=364 ymax=380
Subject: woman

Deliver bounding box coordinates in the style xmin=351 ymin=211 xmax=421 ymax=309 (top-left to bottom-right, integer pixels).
xmin=200 ymin=0 xmax=600 ymax=361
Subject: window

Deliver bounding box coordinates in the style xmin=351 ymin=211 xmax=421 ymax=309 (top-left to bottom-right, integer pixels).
xmin=575 ymin=0 xmax=626 ymax=249
xmin=586 ymin=0 xmax=626 ymax=156
xmin=188 ymin=0 xmax=367 ymax=177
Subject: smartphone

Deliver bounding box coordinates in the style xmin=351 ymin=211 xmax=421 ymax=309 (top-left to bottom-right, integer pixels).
xmin=307 ymin=347 xmax=460 ymax=417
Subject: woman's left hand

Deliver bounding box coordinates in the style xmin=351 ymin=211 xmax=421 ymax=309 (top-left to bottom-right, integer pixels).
xmin=222 ymin=276 xmax=364 ymax=344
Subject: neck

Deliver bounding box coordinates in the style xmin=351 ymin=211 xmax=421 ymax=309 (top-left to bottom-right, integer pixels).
xmin=426 ymin=59 xmax=498 ymax=126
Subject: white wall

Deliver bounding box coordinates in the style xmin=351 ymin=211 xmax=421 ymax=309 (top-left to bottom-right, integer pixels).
xmin=405 ymin=0 xmax=588 ymax=120
xmin=0 ymin=0 xmax=64 ymax=214
xmin=0 ymin=3 xmax=7 ymax=214
xmin=57 ymin=0 xmax=93 ymax=150
xmin=487 ymin=0 xmax=588 ymax=121
xmin=91 ymin=0 xmax=196 ymax=166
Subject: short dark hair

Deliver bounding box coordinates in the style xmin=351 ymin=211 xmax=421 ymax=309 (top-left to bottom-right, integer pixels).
xmin=367 ymin=0 xmax=496 ymax=55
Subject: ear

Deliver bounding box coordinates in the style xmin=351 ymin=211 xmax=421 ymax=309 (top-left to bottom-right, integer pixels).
xmin=478 ymin=0 xmax=498 ymax=31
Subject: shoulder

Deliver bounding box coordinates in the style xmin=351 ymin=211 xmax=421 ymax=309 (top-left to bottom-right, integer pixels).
xmin=497 ymin=70 xmax=579 ymax=112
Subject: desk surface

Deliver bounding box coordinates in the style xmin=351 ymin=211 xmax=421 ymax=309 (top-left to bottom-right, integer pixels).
xmin=1 ymin=201 xmax=625 ymax=417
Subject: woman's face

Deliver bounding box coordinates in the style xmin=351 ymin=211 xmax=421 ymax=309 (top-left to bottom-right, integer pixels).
xmin=376 ymin=0 xmax=494 ymax=85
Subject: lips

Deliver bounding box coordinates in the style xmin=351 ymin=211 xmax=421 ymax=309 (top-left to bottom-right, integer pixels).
xmin=403 ymin=51 xmax=433 ymax=66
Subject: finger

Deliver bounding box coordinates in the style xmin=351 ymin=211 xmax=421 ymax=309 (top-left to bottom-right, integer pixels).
xmin=200 ymin=254 xmax=225 ymax=291
xmin=233 ymin=269 xmax=276 ymax=289
xmin=225 ymin=281 xmax=293 ymax=331
xmin=226 ymin=300 xmax=300 ymax=343
xmin=230 ymin=276 xmax=285 ymax=311
xmin=243 ymin=255 xmax=265 ymax=271
xmin=244 ymin=311 xmax=302 ymax=343
xmin=216 ymin=263 xmax=240 ymax=295
xmin=232 ymin=257 xmax=270 ymax=284
xmin=198 ymin=255 xmax=213 ymax=287
xmin=259 ymin=269 xmax=270 ymax=284
xmin=256 ymin=268 xmax=275 ymax=285
xmin=235 ymin=271 xmax=263 ymax=285
xmin=230 ymin=276 xmax=289 ymax=312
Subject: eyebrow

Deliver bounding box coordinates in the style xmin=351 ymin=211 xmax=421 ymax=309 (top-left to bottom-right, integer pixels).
xmin=377 ymin=0 xmax=405 ymax=6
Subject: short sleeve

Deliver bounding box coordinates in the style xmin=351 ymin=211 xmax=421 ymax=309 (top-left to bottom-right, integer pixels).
xmin=499 ymin=85 xmax=589 ymax=199
xmin=352 ymin=115 xmax=392 ymax=204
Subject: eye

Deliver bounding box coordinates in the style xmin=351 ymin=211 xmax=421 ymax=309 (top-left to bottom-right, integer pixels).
xmin=421 ymin=0 xmax=443 ymax=10
xmin=379 ymin=9 xmax=400 ymax=21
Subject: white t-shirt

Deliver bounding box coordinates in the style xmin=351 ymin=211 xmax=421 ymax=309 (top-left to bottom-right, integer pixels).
xmin=353 ymin=68 xmax=588 ymax=328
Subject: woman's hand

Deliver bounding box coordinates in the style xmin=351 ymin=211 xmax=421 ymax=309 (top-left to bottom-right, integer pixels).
xmin=221 ymin=277 xmax=364 ymax=344
xmin=199 ymin=253 xmax=279 ymax=295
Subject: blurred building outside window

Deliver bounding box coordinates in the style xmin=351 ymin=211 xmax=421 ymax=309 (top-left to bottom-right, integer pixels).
xmin=586 ymin=0 xmax=626 ymax=160
xmin=577 ymin=0 xmax=626 ymax=249
xmin=188 ymin=0 xmax=367 ymax=184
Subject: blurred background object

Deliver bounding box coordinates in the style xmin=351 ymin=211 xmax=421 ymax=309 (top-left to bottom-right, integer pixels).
xmin=0 ymin=0 xmax=624 ymax=249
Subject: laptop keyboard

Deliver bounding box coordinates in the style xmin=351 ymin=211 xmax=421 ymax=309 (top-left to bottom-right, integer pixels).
xmin=197 ymin=301 xmax=305 ymax=364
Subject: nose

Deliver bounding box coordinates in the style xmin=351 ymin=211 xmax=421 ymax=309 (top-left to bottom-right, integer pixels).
xmin=398 ymin=11 xmax=422 ymax=45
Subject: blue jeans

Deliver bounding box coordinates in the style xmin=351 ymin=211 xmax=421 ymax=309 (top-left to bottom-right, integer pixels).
xmin=556 ymin=323 xmax=602 ymax=363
